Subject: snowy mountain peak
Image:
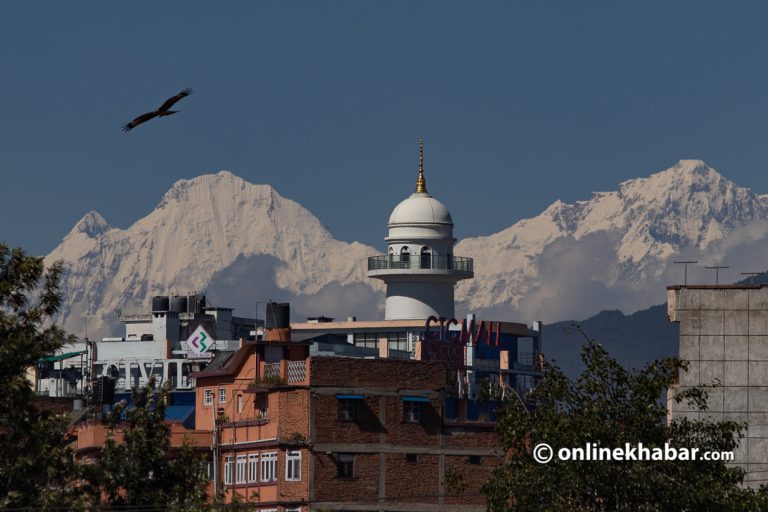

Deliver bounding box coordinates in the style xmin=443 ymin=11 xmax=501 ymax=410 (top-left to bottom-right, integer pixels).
xmin=46 ymin=170 xmax=379 ymax=338
xmin=68 ymin=210 xmax=111 ymax=239
xmin=455 ymin=159 xmax=768 ymax=317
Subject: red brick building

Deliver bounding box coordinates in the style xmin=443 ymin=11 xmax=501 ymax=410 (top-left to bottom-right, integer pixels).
xmin=192 ymin=332 xmax=504 ymax=512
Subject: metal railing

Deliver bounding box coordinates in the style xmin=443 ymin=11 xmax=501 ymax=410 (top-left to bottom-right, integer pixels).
xmin=368 ymin=255 xmax=473 ymax=272
xmin=263 ymin=363 xmax=281 ymax=380
xmin=287 ymin=360 xmax=307 ymax=383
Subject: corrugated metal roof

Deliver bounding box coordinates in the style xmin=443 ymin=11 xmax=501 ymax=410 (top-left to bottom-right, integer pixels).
xmin=165 ymin=405 xmax=195 ymax=423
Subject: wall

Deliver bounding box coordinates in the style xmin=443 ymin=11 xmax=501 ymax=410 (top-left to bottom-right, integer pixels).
xmin=668 ymin=285 xmax=768 ymax=487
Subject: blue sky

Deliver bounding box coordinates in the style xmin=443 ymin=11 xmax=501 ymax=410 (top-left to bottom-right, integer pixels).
xmin=3 ymin=1 xmax=768 ymax=254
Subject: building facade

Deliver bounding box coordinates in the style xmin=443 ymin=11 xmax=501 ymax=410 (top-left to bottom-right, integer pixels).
xmin=667 ymin=284 xmax=768 ymax=487
xmin=193 ymin=331 xmax=502 ymax=512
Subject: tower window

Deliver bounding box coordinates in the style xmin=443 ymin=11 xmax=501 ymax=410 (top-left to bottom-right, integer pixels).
xmin=400 ymin=246 xmax=411 ymax=268
xmin=420 ymin=247 xmax=431 ymax=269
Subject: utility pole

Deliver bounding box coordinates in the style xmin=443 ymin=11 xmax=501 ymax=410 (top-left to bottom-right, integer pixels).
xmin=673 ymin=260 xmax=698 ymax=286
xmin=705 ymin=265 xmax=729 ymax=285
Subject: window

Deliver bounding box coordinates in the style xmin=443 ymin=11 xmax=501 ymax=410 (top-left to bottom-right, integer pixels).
xmin=353 ymin=332 xmax=378 ymax=349
xmin=337 ymin=453 xmax=355 ymax=478
xmin=224 ymin=456 xmax=233 ymax=485
xmin=406 ymin=453 xmax=418 ymax=463
xmin=248 ymin=453 xmax=258 ymax=483
xmin=404 ymin=401 xmax=422 ymax=423
xmin=205 ymin=460 xmax=214 ymax=480
xmin=236 ymin=454 xmax=247 ymax=484
xmin=468 ymin=455 xmax=482 ymax=465
xmin=387 ymin=332 xmax=408 ymax=359
xmin=237 ymin=394 xmax=243 ymax=414
xmin=420 ymin=247 xmax=431 ymax=269
xmin=286 ymin=450 xmax=301 ymax=481
xmin=400 ymin=246 xmax=411 ymax=267
xmin=218 ymin=388 xmax=227 ymax=404
xmin=260 ymin=452 xmax=277 ymax=482
xmin=338 ymin=399 xmax=357 ymax=422
xmin=203 ymin=388 xmax=213 ymax=405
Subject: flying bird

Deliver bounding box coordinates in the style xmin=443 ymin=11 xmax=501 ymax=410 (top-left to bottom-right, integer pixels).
xmin=122 ymin=88 xmax=192 ymax=132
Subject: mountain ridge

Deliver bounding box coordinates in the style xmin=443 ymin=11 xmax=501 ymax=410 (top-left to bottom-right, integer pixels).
xmin=45 ymin=160 xmax=768 ymax=338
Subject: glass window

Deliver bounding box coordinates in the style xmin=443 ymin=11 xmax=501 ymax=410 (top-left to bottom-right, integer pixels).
xmin=404 ymin=401 xmax=422 ymax=423
xmin=203 ymin=388 xmax=213 ymax=405
xmin=236 ymin=454 xmax=247 ymax=484
xmin=286 ymin=450 xmax=301 ymax=481
xmin=338 ymin=399 xmax=357 ymax=422
xmin=387 ymin=332 xmax=409 ymax=359
xmin=337 ymin=453 xmax=355 ymax=478
xmin=237 ymin=394 xmax=243 ymax=414
xmin=218 ymin=388 xmax=227 ymax=404
xmin=224 ymin=456 xmax=233 ymax=485
xmin=248 ymin=453 xmax=258 ymax=483
xmin=260 ymin=452 xmax=277 ymax=482
xmin=353 ymin=332 xmax=378 ymax=349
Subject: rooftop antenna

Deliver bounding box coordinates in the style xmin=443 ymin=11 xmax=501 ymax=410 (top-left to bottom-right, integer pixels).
xmin=705 ymin=265 xmax=729 ymax=285
xmin=741 ymin=271 xmax=763 ymax=285
xmin=673 ymin=260 xmax=698 ymax=285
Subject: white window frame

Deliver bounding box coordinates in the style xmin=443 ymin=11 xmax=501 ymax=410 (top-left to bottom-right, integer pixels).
xmin=285 ymin=450 xmax=301 ymax=481
xmin=236 ymin=454 xmax=247 ymax=484
xmin=260 ymin=451 xmax=277 ymax=482
xmin=224 ymin=455 xmax=233 ymax=485
xmin=203 ymin=388 xmax=213 ymax=405
xmin=337 ymin=453 xmax=355 ymax=478
xmin=338 ymin=398 xmax=357 ymax=421
xmin=404 ymin=401 xmax=422 ymax=423
xmin=218 ymin=387 xmax=227 ymax=404
xmin=248 ymin=453 xmax=259 ymax=483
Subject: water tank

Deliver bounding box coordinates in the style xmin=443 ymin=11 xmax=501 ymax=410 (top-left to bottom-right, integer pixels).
xmin=170 ymin=295 xmax=188 ymax=314
xmin=266 ymin=302 xmax=290 ymax=328
xmin=152 ymin=295 xmax=169 ymax=312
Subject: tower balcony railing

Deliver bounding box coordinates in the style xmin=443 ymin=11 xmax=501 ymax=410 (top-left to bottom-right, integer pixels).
xmin=367 ymin=254 xmax=473 ymax=272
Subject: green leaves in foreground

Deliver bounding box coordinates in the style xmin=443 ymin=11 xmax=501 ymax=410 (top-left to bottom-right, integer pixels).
xmin=484 ymin=342 xmax=768 ymax=512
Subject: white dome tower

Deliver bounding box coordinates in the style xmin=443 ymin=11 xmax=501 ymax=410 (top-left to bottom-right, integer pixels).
xmin=368 ymin=139 xmax=473 ymax=319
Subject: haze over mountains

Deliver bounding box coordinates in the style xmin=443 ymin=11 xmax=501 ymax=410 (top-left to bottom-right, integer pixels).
xmin=45 ymin=160 xmax=768 ymax=344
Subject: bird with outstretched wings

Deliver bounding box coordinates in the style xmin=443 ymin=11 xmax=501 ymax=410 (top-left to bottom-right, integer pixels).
xmin=123 ymin=88 xmax=192 ymax=132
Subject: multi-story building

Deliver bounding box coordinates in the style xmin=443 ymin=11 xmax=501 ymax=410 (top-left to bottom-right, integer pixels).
xmin=193 ymin=322 xmax=506 ymax=512
xmin=667 ymin=284 xmax=768 ymax=487
xmin=68 ymin=141 xmax=543 ymax=511
xmin=35 ymin=292 xmax=256 ymax=398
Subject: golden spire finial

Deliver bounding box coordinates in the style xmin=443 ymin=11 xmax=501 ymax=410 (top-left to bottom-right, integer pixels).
xmin=415 ymin=137 xmax=427 ymax=193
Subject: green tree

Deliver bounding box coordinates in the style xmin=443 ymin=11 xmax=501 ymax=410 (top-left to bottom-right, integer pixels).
xmin=484 ymin=342 xmax=768 ymax=511
xmin=99 ymin=378 xmax=209 ymax=510
xmin=0 ymin=243 xmax=95 ymax=509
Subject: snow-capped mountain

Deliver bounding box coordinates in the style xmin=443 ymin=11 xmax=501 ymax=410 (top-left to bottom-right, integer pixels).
xmin=454 ymin=159 xmax=768 ymax=319
xmin=46 ymin=159 xmax=768 ymax=337
xmin=45 ymin=171 xmax=380 ymax=337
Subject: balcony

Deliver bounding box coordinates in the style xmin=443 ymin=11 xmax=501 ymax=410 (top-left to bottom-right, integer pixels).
xmin=367 ymin=254 xmax=473 ymax=278
xmin=248 ymin=359 xmax=310 ymax=391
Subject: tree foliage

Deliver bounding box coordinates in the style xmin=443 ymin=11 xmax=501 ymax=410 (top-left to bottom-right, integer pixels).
xmin=484 ymin=342 xmax=768 ymax=511
xmin=0 ymin=243 xmax=95 ymax=508
xmin=99 ymin=378 xmax=209 ymax=510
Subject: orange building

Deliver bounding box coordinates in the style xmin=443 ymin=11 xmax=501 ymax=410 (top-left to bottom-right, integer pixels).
xmin=189 ymin=316 xmax=531 ymax=512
